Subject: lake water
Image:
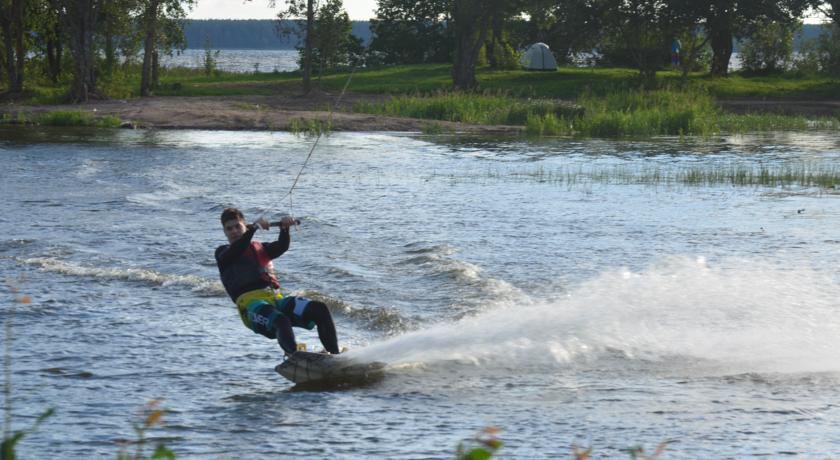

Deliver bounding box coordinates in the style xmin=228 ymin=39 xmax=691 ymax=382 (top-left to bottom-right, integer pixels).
xmin=160 ymin=49 xmax=300 ymax=73
xmin=1 ymin=127 xmax=839 ymax=458
xmin=159 ymin=49 xmax=746 ymax=73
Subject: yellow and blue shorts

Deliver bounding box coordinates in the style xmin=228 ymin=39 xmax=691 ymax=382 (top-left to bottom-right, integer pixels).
xmin=234 ymin=289 xmax=316 ymax=338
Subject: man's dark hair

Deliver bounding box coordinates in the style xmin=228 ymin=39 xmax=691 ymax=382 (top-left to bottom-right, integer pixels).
xmin=221 ymin=207 xmax=245 ymax=225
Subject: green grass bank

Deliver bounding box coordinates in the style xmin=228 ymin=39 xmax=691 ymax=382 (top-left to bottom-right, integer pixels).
xmin=17 ymin=63 xmax=840 ymax=102
xmin=355 ymin=88 xmax=840 ymax=137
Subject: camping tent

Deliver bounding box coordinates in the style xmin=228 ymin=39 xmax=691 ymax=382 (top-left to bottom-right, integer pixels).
xmin=519 ymin=43 xmax=557 ymax=71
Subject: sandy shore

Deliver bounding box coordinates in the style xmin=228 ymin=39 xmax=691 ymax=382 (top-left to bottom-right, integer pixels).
xmin=2 ymin=90 xmax=838 ymax=133
xmin=0 ymin=91 xmax=522 ymax=134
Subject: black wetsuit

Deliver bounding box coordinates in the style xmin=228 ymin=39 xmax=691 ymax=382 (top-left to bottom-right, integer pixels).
xmin=215 ymin=224 xmax=288 ymax=302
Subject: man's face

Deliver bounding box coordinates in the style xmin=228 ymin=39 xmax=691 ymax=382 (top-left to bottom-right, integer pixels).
xmin=223 ymin=219 xmax=247 ymax=243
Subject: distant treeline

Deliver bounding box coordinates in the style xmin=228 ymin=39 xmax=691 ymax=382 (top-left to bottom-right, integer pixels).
xmin=183 ymin=19 xmax=372 ymax=49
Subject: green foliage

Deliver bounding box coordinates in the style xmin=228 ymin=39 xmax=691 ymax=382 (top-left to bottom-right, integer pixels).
xmin=797 ymin=24 xmax=840 ymax=76
xmin=288 ymin=117 xmax=332 ymax=135
xmin=12 ymin=62 xmax=840 ymax=102
xmin=599 ymin=0 xmax=673 ymax=80
xmin=98 ymin=68 xmax=137 ymax=100
xmin=455 ymin=427 xmax=503 ymax=460
xmin=203 ymin=38 xmax=220 ymax=76
xmin=309 ymin=0 xmax=360 ymax=71
xmin=420 ymin=121 xmax=447 ymax=134
xmin=740 ymin=21 xmax=799 ymax=73
xmin=354 ymin=90 xmax=582 ymax=126
xmin=1 ymin=408 xmax=55 ymax=460
xmin=575 ymin=87 xmax=718 ymax=136
xmin=525 ymin=113 xmax=573 ymax=136
xmin=116 ymin=400 xmax=175 ymax=460
xmin=676 ymin=28 xmax=711 ymax=75
xmin=490 ymin=42 xmax=521 ymax=71
xmin=354 ymin=82 xmax=840 ymax=137
xmin=367 ymin=0 xmax=453 ymax=65
xmin=36 ymin=110 xmax=121 ymax=128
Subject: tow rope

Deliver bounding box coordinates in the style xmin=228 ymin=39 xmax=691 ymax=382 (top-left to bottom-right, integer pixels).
xmin=258 ymin=64 xmax=358 ymax=227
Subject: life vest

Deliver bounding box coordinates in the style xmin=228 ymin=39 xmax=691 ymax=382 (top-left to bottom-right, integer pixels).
xmin=218 ymin=241 xmax=280 ymax=302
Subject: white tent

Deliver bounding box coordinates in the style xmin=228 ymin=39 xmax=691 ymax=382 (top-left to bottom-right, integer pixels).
xmin=519 ymin=43 xmax=557 ymax=71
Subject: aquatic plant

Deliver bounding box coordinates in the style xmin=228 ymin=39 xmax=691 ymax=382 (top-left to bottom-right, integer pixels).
xmin=453 ymin=428 xmax=669 ymax=459
xmin=524 ymin=113 xmax=573 ymax=136
xmin=115 ymin=399 xmax=175 ymax=460
xmin=627 ymin=442 xmax=668 ymax=459
xmin=455 ymin=427 xmax=503 ymax=460
xmin=0 ymin=112 xmax=30 ymax=125
xmin=288 ymin=117 xmax=332 ymax=136
xmin=421 ymin=121 xmax=447 ymax=134
xmin=430 ymin=162 xmax=840 ymax=189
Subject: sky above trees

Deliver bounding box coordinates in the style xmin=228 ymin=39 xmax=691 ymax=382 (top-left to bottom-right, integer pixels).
xmin=189 ymin=0 xmax=378 ymax=20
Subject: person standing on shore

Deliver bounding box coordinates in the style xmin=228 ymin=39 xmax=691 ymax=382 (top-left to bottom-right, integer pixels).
xmin=671 ymin=38 xmax=682 ymax=70
xmin=215 ymin=207 xmax=341 ymax=356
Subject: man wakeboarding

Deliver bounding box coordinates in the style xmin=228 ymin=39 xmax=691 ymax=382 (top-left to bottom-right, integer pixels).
xmin=215 ymin=207 xmax=341 ymax=357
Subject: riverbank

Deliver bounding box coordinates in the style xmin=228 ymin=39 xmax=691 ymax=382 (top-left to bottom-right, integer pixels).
xmin=0 ymin=92 xmax=523 ymax=134
xmin=2 ymin=90 xmax=839 ymax=134
xmin=3 ymin=64 xmax=840 ymax=133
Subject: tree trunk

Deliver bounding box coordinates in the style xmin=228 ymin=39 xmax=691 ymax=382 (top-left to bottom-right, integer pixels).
xmin=708 ymin=11 xmax=733 ymax=77
xmin=303 ymin=0 xmax=313 ymax=94
xmin=11 ymin=0 xmax=23 ymax=92
xmin=62 ymin=0 xmax=99 ymax=102
xmin=452 ymin=0 xmax=490 ymax=90
xmin=46 ymin=38 xmax=61 ymax=83
xmin=140 ymin=0 xmax=160 ymax=97
xmin=828 ymin=1 xmax=840 ymax=26
xmin=103 ymin=30 xmax=115 ymax=76
xmin=57 ymin=0 xmax=94 ymax=101
xmin=0 ymin=0 xmax=24 ymax=93
xmin=152 ymin=49 xmax=159 ymax=88
xmin=0 ymin=13 xmax=15 ymax=90
xmin=45 ymin=2 xmax=62 ymax=84
xmin=487 ymin=12 xmax=503 ymax=69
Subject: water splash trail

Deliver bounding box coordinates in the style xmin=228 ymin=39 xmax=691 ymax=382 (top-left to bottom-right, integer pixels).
xmin=353 ymin=257 xmax=840 ymax=375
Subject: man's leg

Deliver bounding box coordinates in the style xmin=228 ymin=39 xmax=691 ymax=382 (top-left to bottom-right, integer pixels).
xmin=246 ymin=301 xmax=298 ymax=355
xmin=299 ymin=300 xmax=340 ymax=354
xmin=273 ymin=314 xmax=297 ymax=356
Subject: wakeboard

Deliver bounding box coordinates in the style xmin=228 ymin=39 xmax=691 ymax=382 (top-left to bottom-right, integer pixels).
xmin=275 ymin=351 xmax=386 ymax=384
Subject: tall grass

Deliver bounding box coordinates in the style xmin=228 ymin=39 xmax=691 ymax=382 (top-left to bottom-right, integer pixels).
xmin=354 ymin=90 xmax=583 ymax=126
xmin=572 ymin=87 xmax=719 ymax=136
xmin=288 ymin=117 xmax=331 ymax=136
xmin=0 ymin=110 xmax=123 ymax=128
xmin=36 ymin=110 xmax=121 ymax=128
xmin=356 ymin=87 xmax=840 ymax=137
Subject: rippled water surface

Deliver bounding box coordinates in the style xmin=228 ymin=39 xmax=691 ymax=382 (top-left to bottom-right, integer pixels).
xmin=160 ymin=49 xmax=299 ymax=73
xmin=1 ymin=127 xmax=839 ymax=458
